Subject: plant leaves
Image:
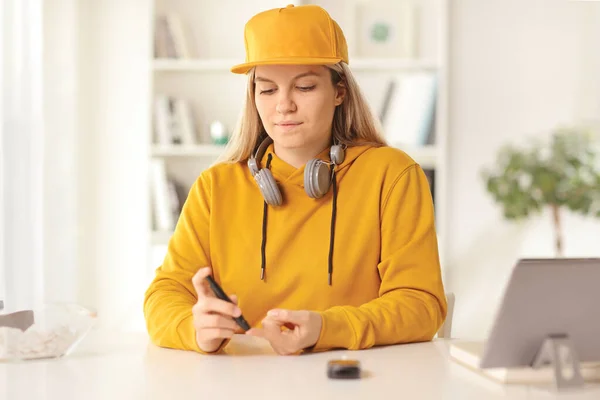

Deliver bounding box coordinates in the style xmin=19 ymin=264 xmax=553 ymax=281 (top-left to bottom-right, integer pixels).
xmin=482 ymin=125 xmax=600 ymax=221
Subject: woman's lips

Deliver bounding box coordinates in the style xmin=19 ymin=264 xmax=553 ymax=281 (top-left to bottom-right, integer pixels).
xmin=276 ymin=122 xmax=302 ymax=131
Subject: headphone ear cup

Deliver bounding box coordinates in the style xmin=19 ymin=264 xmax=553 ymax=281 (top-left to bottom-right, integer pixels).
xmin=304 ymin=159 xmax=332 ymax=199
xmin=255 ymin=169 xmax=282 ymax=206
xmin=247 ymin=157 xmax=259 ymax=175
xmin=330 ymin=145 xmax=345 ymax=165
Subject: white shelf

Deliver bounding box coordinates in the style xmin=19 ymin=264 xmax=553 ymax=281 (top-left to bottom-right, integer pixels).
xmin=151 ymin=143 xmax=437 ymax=166
xmin=152 ymin=58 xmax=439 ymax=72
xmin=350 ymin=59 xmax=439 ymax=71
xmin=394 ymin=145 xmax=439 ymax=168
xmin=153 ymin=58 xmax=238 ymax=72
xmin=151 ymin=230 xmax=173 ymax=245
xmin=151 ymin=144 xmax=226 ymax=157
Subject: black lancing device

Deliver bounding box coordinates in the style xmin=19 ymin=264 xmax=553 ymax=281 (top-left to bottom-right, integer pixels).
xmin=205 ymin=275 xmax=251 ymax=331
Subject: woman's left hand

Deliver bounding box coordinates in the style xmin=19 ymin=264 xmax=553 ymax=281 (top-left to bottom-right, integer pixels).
xmin=246 ymin=309 xmax=322 ymax=355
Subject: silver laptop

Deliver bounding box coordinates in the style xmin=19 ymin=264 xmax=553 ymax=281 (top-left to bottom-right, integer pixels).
xmin=480 ymin=258 xmax=600 ymax=369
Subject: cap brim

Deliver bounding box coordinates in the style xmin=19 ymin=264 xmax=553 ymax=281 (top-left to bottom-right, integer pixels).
xmin=230 ymin=57 xmax=343 ymax=74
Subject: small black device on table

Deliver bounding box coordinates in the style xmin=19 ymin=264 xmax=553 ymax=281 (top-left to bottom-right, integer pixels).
xmin=327 ymin=359 xmax=362 ymax=379
xmin=205 ymin=275 xmax=251 ymax=331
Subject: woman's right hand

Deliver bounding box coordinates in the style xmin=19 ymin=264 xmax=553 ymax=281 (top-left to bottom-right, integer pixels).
xmin=191 ymin=267 xmax=242 ymax=353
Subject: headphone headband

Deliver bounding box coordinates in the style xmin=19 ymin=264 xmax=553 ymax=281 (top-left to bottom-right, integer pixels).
xmin=247 ymin=135 xmax=345 ymax=204
xmin=254 ymin=136 xmax=273 ymax=163
xmin=248 ymin=136 xmax=273 ymax=176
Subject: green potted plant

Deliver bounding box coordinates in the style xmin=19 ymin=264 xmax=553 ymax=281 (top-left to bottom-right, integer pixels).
xmin=481 ymin=126 xmax=600 ymax=257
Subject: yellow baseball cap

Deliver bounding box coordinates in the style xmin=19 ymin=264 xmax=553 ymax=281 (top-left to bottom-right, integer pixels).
xmin=230 ymin=4 xmax=349 ymax=74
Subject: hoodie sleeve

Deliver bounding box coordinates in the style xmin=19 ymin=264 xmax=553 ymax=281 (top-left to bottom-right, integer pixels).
xmin=312 ymin=164 xmax=447 ymax=351
xmin=143 ymin=172 xmax=227 ymax=354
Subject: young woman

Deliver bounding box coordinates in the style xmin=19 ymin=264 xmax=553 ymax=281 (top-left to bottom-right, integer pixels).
xmin=144 ymin=4 xmax=447 ymax=355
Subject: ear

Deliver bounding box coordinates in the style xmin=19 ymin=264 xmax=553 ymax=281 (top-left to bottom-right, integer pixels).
xmin=334 ymin=82 xmax=346 ymax=106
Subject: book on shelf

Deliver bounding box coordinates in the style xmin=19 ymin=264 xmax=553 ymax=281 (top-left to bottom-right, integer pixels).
xmin=154 ymin=95 xmax=198 ymax=146
xmin=154 ymin=13 xmax=193 ymax=59
xmin=173 ymin=98 xmax=197 ymax=145
xmin=449 ymin=341 xmax=600 ymax=384
xmin=150 ymin=159 xmax=186 ymax=232
xmin=422 ymin=168 xmax=435 ymax=205
xmin=380 ymin=72 xmax=437 ymax=147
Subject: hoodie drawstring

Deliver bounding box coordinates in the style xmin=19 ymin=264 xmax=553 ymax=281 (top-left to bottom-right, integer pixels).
xmin=260 ymin=153 xmax=273 ymax=281
xmin=259 ymin=153 xmax=338 ymax=286
xmin=327 ymin=166 xmax=338 ymax=286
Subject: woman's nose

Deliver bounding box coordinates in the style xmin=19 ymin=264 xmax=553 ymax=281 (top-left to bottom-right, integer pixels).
xmin=275 ymin=92 xmax=296 ymax=114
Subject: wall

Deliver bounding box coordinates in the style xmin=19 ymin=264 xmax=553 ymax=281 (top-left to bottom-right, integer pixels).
xmin=76 ymin=0 xmax=151 ymax=329
xmin=447 ymin=0 xmax=600 ymax=339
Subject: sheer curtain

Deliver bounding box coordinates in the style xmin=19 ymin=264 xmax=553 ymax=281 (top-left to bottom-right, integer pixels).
xmin=1 ymin=0 xmax=80 ymax=313
xmin=1 ymin=0 xmax=45 ymax=312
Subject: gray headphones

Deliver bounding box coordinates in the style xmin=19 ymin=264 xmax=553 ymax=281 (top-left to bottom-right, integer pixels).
xmin=247 ymin=136 xmax=345 ymax=206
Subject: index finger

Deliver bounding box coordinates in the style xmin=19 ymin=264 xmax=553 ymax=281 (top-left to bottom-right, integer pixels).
xmin=250 ymin=318 xmax=284 ymax=342
xmin=192 ymin=267 xmax=212 ymax=298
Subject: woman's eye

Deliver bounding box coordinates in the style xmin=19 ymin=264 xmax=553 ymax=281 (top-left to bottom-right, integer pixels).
xmin=259 ymin=89 xmax=275 ymax=95
xmin=297 ymin=85 xmax=316 ymax=91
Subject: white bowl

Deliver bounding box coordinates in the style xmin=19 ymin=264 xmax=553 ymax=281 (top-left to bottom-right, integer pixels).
xmin=0 ymin=302 xmax=97 ymax=362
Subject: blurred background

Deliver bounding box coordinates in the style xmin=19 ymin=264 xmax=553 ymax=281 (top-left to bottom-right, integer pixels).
xmin=1 ymin=0 xmax=599 ymax=340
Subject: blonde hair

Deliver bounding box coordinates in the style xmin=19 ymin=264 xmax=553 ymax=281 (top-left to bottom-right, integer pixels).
xmin=216 ymin=62 xmax=387 ymax=164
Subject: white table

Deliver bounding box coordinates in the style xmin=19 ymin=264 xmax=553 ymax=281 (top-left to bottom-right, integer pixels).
xmin=1 ymin=331 xmax=599 ymax=400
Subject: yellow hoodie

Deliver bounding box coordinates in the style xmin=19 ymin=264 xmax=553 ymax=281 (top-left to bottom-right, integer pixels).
xmin=144 ymin=143 xmax=447 ymax=353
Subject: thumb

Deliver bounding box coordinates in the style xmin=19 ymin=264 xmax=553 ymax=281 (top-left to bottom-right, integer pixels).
xmin=266 ymin=309 xmax=306 ymax=325
xmin=192 ymin=267 xmax=212 ymax=298
xmin=229 ymin=294 xmax=238 ymax=305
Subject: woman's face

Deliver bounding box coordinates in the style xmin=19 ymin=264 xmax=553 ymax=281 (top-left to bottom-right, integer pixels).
xmin=254 ymin=65 xmax=344 ymax=155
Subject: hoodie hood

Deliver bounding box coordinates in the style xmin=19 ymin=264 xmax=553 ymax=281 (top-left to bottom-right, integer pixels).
xmin=259 ymin=142 xmax=373 ymax=187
